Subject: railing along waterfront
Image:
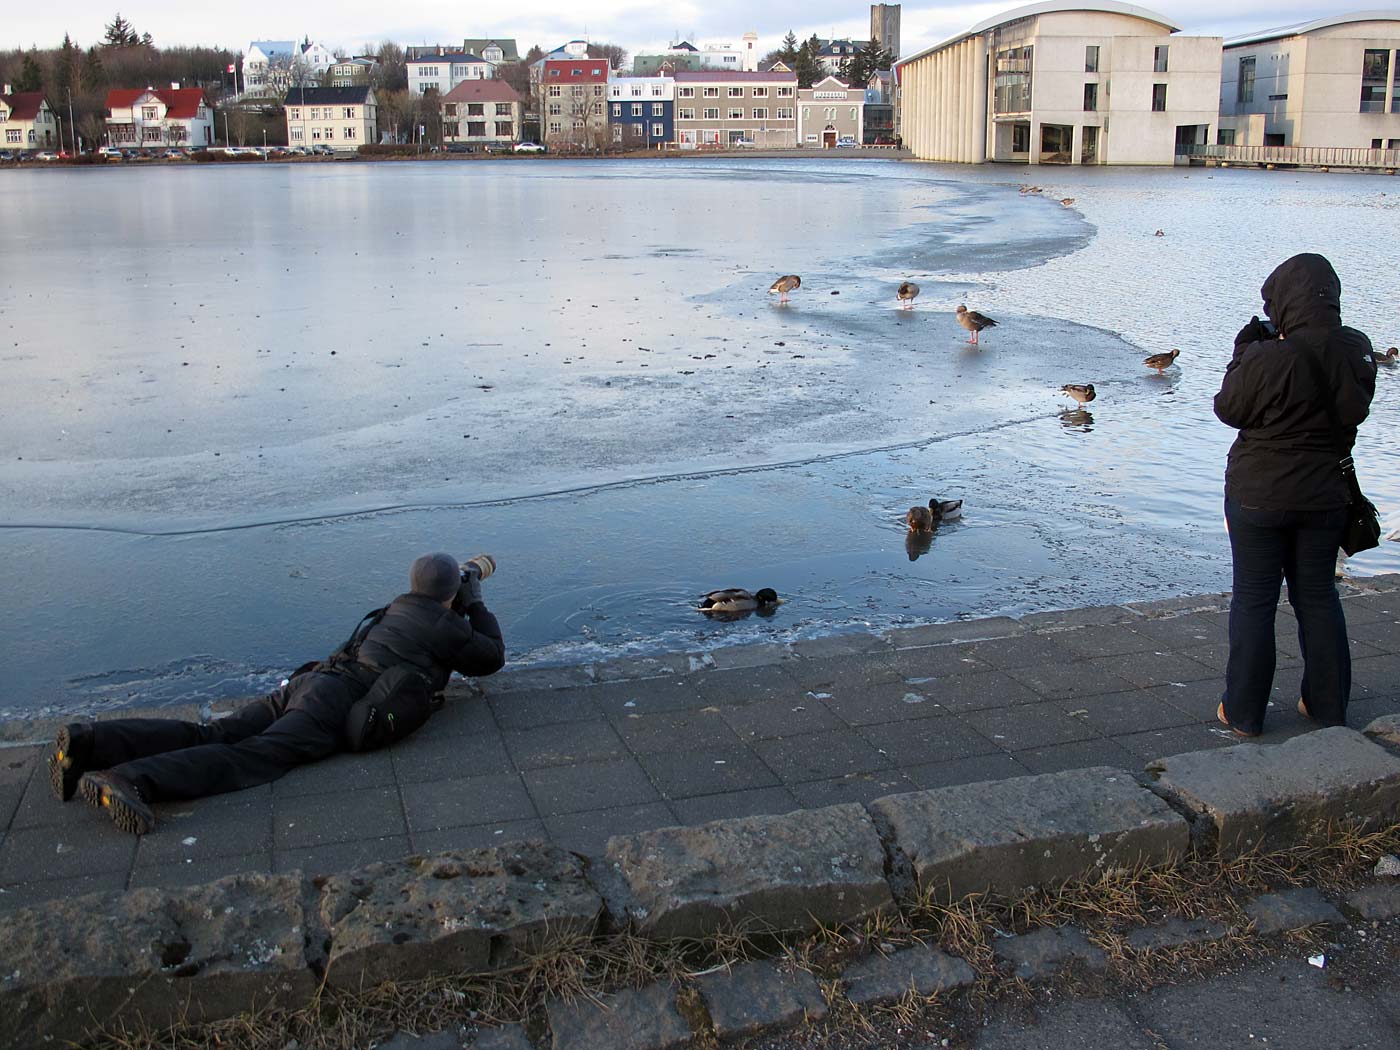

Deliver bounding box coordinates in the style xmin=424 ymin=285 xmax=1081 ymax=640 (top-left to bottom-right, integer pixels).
xmin=1176 ymin=143 xmax=1400 ymax=170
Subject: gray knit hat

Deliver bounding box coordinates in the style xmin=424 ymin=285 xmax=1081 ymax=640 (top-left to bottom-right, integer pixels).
xmin=409 ymin=552 xmax=461 ymax=601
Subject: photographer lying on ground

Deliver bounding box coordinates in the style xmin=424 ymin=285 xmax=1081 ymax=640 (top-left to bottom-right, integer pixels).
xmin=47 ymin=552 xmax=506 ymax=835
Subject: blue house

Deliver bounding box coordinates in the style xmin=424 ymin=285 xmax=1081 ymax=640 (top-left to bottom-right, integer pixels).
xmin=607 ymin=75 xmax=675 ymax=148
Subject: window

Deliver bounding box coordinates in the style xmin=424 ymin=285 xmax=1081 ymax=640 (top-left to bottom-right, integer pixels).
xmin=1361 ymin=49 xmax=1390 ymax=112
xmin=443 ymin=121 xmax=459 ymax=137
xmin=1152 ymin=83 xmax=1167 ymax=111
xmin=468 ymin=121 xmax=485 ymax=136
xmin=1391 ymin=138 xmax=1400 ymax=149
xmin=678 ymin=107 xmax=695 ymax=119
xmin=632 ymin=103 xmax=642 ymax=116
xmin=651 ymin=86 xmax=663 ymax=96
xmin=573 ymin=117 xmax=585 ymax=128
xmin=1081 ymin=124 xmax=1098 ymax=163
xmin=612 ymin=125 xmax=623 ymax=141
xmin=289 ymin=108 xmax=300 ymax=120
xmin=344 ymin=126 xmax=356 ymax=140
xmin=703 ymin=107 xmax=720 ymax=119
xmin=549 ymin=85 xmax=561 ymax=97
xmin=1217 ymin=128 xmax=1235 ymax=145
xmin=752 ymin=107 xmax=768 ymax=119
xmin=703 ymin=87 xmax=719 ymax=97
xmin=1085 ymin=45 xmax=1099 ymax=73
xmin=1083 ymin=83 xmax=1098 ymax=111
xmin=1153 ymin=46 xmax=1168 ymax=73
xmin=468 ymin=103 xmax=483 ymax=116
xmin=612 ymin=103 xmax=621 ymax=116
xmin=753 ymin=87 xmax=767 ymax=97
xmin=548 ymin=103 xmax=562 ymax=115
xmin=678 ymin=87 xmax=694 ymax=97
xmin=1268 ymin=94 xmax=1288 ymax=101
xmin=344 ymin=107 xmax=355 ymax=119
xmin=1237 ymin=57 xmax=1255 ymax=104
xmin=593 ymin=68 xmax=602 ymax=76
xmin=850 ymin=107 xmax=857 ymax=120
xmin=1372 ymin=138 xmax=1384 ymax=149
xmin=572 ymin=85 xmax=584 ymax=98
xmin=729 ymin=108 xmax=743 ymax=119
xmin=777 ymin=86 xmax=793 ymax=97
xmin=549 ymin=120 xmax=560 ymax=132
xmin=496 ymin=103 xmax=511 ymax=115
xmin=994 ymin=45 xmax=1033 ymax=113
xmin=572 ymin=68 xmax=581 ymax=75
xmin=289 ymin=126 xmax=303 ymax=141
xmin=728 ymin=87 xmax=743 ymax=97
xmin=496 ymin=121 xmax=512 ymax=136
xmin=652 ymin=122 xmax=664 ymax=136
xmin=445 ymin=104 xmax=457 ymax=117
xmin=142 ymin=106 xmax=158 ymax=120
xmin=311 ymin=127 xmax=322 ymax=140
xmin=631 ymin=85 xmax=643 ymax=96
xmin=548 ymin=68 xmax=559 ymax=76
xmin=652 ymin=103 xmax=663 ymax=116
xmin=594 ymin=85 xmax=604 ymax=96
xmin=775 ymin=106 xmax=793 ymax=119
xmin=631 ymin=123 xmax=643 ymax=137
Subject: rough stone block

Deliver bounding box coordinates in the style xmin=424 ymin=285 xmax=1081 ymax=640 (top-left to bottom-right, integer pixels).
xmin=1245 ymin=888 xmax=1345 ymax=935
xmin=0 ymin=873 xmax=315 ymax=1050
xmin=546 ymin=983 xmax=691 ymax=1050
xmin=379 ymin=1031 xmax=466 ymax=1050
xmin=1345 ymin=884 xmax=1400 ymax=921
xmin=695 ymin=960 xmax=827 ymax=1038
xmin=1123 ymin=917 xmax=1230 ymax=951
xmin=602 ymin=804 xmax=893 ymax=940
xmin=841 ymin=945 xmax=976 ymax=1006
xmin=883 ymin=617 xmax=1024 ymax=648
xmin=318 ymin=842 xmax=602 ymax=991
xmin=1363 ymin=715 xmax=1400 ymax=750
xmin=869 ymin=767 xmax=1188 ymax=902
xmin=995 ymin=925 xmax=1107 ymax=980
xmin=1148 ymin=728 xmax=1400 ymax=857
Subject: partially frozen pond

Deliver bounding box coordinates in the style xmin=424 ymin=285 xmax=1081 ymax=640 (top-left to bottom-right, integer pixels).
xmin=1 ymin=158 xmax=1396 ymax=716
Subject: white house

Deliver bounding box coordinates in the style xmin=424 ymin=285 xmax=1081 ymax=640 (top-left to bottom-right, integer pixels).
xmin=245 ymin=39 xmax=334 ymax=96
xmin=895 ymin=0 xmax=1223 ymax=164
xmin=0 ymin=88 xmax=58 ymax=149
xmin=105 ymin=86 xmax=214 ymax=147
xmin=408 ymin=50 xmax=495 ymax=95
xmin=284 ymin=86 xmax=377 ymax=150
xmin=1218 ymin=12 xmax=1400 ymax=150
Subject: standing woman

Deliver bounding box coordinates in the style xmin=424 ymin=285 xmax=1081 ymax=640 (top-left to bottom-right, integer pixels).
xmin=1213 ymin=253 xmax=1378 ymax=737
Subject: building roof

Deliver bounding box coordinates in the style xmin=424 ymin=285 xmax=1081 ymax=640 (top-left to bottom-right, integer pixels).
xmin=0 ymin=91 xmax=48 ymax=120
xmin=819 ymin=39 xmax=869 ymax=57
xmin=408 ymin=52 xmax=488 ymax=64
xmin=249 ymin=40 xmax=297 ymax=58
xmin=281 ymin=85 xmax=375 ymax=105
xmin=1225 ymin=11 xmax=1400 ymax=48
xmin=463 ymin=38 xmax=519 ymax=61
xmin=896 ymin=1 xmax=1181 ymax=68
xmin=105 ymin=87 xmax=208 ymax=119
xmin=673 ymin=69 xmax=797 ymax=82
xmin=440 ymin=79 xmax=521 ymax=103
xmin=671 ymin=41 xmax=699 ymax=51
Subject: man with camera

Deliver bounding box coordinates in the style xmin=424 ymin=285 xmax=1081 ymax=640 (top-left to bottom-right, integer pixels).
xmin=47 ymin=552 xmax=506 ymax=835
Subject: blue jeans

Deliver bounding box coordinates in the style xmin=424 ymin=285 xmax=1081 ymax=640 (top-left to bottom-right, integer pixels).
xmin=1223 ymin=498 xmax=1350 ymax=735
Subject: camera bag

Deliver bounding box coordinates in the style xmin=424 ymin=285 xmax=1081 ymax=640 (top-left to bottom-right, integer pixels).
xmin=343 ymin=664 xmax=436 ymax=751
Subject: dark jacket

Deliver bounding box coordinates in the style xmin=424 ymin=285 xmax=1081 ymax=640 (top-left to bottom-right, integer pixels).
xmin=1214 ymin=254 xmax=1377 ymax=511
xmin=353 ymin=592 xmax=506 ymax=693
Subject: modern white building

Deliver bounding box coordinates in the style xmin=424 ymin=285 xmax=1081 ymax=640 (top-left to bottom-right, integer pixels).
xmin=895 ymin=1 xmax=1222 ymax=164
xmin=407 ymin=51 xmax=496 ymax=95
xmin=1218 ymin=12 xmax=1400 ymax=150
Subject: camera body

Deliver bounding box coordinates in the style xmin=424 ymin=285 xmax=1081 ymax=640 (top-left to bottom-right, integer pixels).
xmin=1258 ymin=318 xmax=1278 ymax=339
xmin=462 ymin=554 xmax=496 ymax=581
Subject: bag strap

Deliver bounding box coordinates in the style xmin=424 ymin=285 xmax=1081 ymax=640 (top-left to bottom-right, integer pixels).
xmin=329 ymin=606 xmax=389 ymax=663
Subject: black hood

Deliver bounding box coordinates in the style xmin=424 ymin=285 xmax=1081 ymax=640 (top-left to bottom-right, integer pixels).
xmin=1261 ymin=253 xmax=1342 ymax=336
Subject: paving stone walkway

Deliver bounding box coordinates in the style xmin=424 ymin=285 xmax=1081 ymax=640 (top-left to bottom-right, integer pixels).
xmin=2 ymin=577 xmax=1397 ymax=914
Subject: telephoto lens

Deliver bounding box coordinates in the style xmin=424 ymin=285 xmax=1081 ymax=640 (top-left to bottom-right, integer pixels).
xmin=465 ymin=554 xmax=496 ymax=580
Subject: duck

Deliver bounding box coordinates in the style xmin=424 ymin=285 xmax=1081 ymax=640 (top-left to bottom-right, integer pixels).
xmin=929 ymin=498 xmax=963 ymax=522
xmin=906 ymin=505 xmax=933 ymax=532
xmin=1144 ymin=348 xmax=1180 ymax=373
xmin=956 ymin=305 xmax=998 ymax=345
xmin=896 ymin=281 xmax=920 ymax=309
xmin=698 ymin=587 xmax=782 ymax=613
xmin=1019 ymin=185 xmax=1042 ymax=195
xmin=1378 ymin=346 xmax=1398 ymax=365
xmin=768 ymin=275 xmax=801 ymax=303
xmin=1060 ymin=197 xmax=1076 ymax=207
xmin=1060 ymin=383 xmax=1096 ymax=405
xmin=1154 ymin=229 xmax=1165 ymax=237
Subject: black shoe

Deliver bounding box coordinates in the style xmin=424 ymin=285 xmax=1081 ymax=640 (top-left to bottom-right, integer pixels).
xmin=47 ymin=723 xmax=94 ymax=801
xmin=78 ymin=771 xmax=155 ymax=835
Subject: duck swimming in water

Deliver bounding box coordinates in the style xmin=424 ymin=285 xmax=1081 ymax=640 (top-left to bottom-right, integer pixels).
xmin=930 ymin=498 xmax=963 ymax=522
xmin=698 ymin=588 xmax=782 ymax=613
xmin=1378 ymin=346 xmax=1398 ymax=366
xmin=906 ymin=505 xmax=933 ymax=531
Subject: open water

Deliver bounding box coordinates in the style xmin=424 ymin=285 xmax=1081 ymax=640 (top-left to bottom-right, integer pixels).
xmin=1 ymin=158 xmax=1396 ymax=718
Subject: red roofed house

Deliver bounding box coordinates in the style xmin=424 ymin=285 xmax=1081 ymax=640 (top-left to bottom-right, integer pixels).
xmin=105 ymin=86 xmax=214 ymax=148
xmin=0 ymin=87 xmax=58 ymax=150
xmin=537 ymin=51 xmax=610 ymax=148
xmin=440 ymin=79 xmax=522 ymax=148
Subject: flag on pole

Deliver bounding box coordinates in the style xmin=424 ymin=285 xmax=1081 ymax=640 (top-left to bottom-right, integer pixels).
xmin=227 ymin=63 xmax=236 ymax=73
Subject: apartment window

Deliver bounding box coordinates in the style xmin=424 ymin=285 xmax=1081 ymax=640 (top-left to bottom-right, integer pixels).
xmin=612 ymin=125 xmax=624 ymax=142
xmin=496 ymin=103 xmax=511 ymax=115
xmin=703 ymin=107 xmax=720 ymax=119
xmin=777 ymin=86 xmax=794 ymax=97
xmin=1085 ymin=45 xmax=1099 ymax=73
xmin=324 ymin=127 xmax=334 ymax=140
xmin=1373 ymin=138 xmax=1384 ymax=149
xmin=573 ymin=117 xmax=585 ymax=129
xmin=1389 ymin=138 xmax=1400 ymax=148
xmin=343 ymin=107 xmax=355 ymax=119
xmin=1361 ymin=49 xmax=1389 ymax=112
xmin=594 ymin=85 xmax=604 ymax=96
xmin=728 ymin=87 xmax=743 ymax=97
xmin=1153 ymin=46 xmax=1168 ymax=73
xmin=678 ymin=107 xmax=695 ymax=119
xmin=1083 ymin=82 xmax=1098 ymax=111
xmin=1237 ymin=57 xmax=1256 ymax=103
xmin=548 ymin=69 xmax=559 ymax=76
xmin=549 ymin=85 xmax=561 ymax=97
xmin=631 ymin=85 xmax=643 ymax=96
xmin=729 ymin=107 xmax=743 ymax=119
xmin=311 ymin=127 xmax=321 ymax=140
xmin=753 ymin=86 xmax=767 ymax=97
xmin=445 ymin=104 xmax=457 ymax=117
xmin=572 ymin=85 xmax=584 ymax=98
xmin=572 ymin=68 xmax=581 ymax=75
xmin=468 ymin=103 xmax=483 ymax=116
xmin=443 ymin=121 xmax=459 ymax=136
xmin=1011 ymin=123 xmax=1029 ymax=152
xmin=289 ymin=108 xmax=300 ymax=120
xmin=651 ymin=103 xmax=663 ymax=116
xmin=703 ymin=87 xmax=719 ymax=97
xmin=775 ymin=106 xmax=793 ymax=119
xmin=592 ymin=69 xmax=602 ymax=76
xmin=612 ymin=103 xmax=621 ymax=116
xmin=850 ymin=107 xmax=857 ymax=120
xmin=652 ymin=86 xmax=663 ymax=96
xmin=1217 ymin=128 xmax=1235 ymax=145
xmin=344 ymin=126 xmax=356 ymax=140
xmin=495 ymin=121 xmax=511 ymax=135
xmin=1152 ymin=83 xmax=1167 ymax=111
xmin=632 ymin=103 xmax=642 ymax=116
xmin=1268 ymin=94 xmax=1288 ymax=101
xmin=289 ymin=126 xmax=303 ymax=141
xmin=548 ymin=103 xmax=562 ymax=115
xmin=468 ymin=121 xmax=485 ymax=135
xmin=142 ymin=106 xmax=158 ymax=120
xmin=752 ymin=107 xmax=768 ymax=119
xmin=652 ymin=122 xmax=664 ymax=136
xmin=549 ymin=120 xmax=560 ymax=132
xmin=631 ymin=123 xmax=643 ymax=137
xmin=678 ymin=87 xmax=694 ymax=97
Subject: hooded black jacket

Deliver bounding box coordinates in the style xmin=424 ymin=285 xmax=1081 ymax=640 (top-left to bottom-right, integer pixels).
xmin=1214 ymin=254 xmax=1377 ymax=512
xmin=354 ymin=593 xmax=506 ymax=692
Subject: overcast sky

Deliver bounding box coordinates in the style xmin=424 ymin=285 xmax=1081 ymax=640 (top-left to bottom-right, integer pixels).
xmin=3 ymin=1 xmax=1354 ymax=59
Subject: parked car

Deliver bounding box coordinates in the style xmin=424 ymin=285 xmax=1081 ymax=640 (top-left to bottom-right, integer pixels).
xmin=733 ymin=138 xmax=756 ymax=148
xmin=34 ymin=150 xmax=59 ymax=161
xmin=163 ymin=148 xmax=187 ymax=159
xmin=0 ymin=150 xmax=14 ymax=162
xmin=445 ymin=142 xmax=476 ymax=154
xmin=311 ymin=144 xmax=334 ymax=156
xmin=513 ymin=141 xmax=545 ymax=153
xmin=836 ymin=137 xmax=858 ymax=148
xmin=97 ymin=146 xmax=123 ymax=160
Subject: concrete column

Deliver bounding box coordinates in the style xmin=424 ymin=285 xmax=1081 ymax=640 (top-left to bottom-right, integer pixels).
xmin=973 ymin=37 xmax=988 ymax=162
xmin=1029 ymin=120 xmax=1040 ymax=165
xmin=1072 ymin=122 xmax=1083 ymax=164
xmin=955 ymin=43 xmax=967 ymax=162
xmin=940 ymin=51 xmax=951 ymax=159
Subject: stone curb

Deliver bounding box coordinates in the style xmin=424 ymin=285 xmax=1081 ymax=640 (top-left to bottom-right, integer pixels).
xmin=4 ymin=716 xmax=1400 ymax=1046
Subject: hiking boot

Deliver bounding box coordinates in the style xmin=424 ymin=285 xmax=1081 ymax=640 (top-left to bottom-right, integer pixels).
xmin=1216 ymin=702 xmax=1259 ymax=739
xmin=47 ymin=722 xmax=94 ymax=801
xmin=78 ymin=771 xmax=155 ymax=835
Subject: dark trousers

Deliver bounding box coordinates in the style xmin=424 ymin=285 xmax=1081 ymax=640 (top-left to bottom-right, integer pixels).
xmin=90 ymin=672 xmax=362 ymax=802
xmin=1223 ymin=498 xmax=1350 ymax=735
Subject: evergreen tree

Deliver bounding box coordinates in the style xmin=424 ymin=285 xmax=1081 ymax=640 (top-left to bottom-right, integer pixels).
xmin=140 ymin=32 xmax=154 ymax=49
xmin=15 ymin=52 xmax=44 ymax=92
xmin=81 ymin=45 xmax=107 ymax=91
xmin=779 ymin=31 xmax=799 ymax=66
xmin=56 ymin=33 xmax=79 ymax=96
xmin=103 ymin=13 xmax=138 ymax=48
xmin=794 ymin=37 xmax=823 ymax=89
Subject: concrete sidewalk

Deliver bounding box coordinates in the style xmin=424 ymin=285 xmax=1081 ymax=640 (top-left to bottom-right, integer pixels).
xmin=2 ymin=577 xmax=1397 ymax=914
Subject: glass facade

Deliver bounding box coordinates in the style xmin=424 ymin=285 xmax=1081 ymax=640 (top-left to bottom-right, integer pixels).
xmin=994 ymin=46 xmax=1033 ymax=114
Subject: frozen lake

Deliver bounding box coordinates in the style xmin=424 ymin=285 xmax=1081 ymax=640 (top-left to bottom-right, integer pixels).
xmin=1 ymin=158 xmax=1397 ymax=718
